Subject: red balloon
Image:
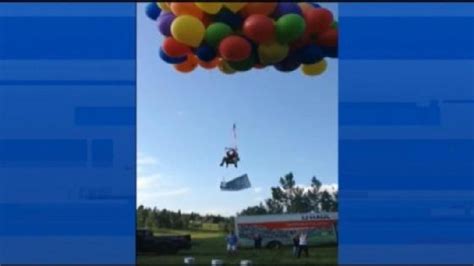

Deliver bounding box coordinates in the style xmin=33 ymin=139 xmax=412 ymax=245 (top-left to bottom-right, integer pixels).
xmin=219 ymin=36 xmax=252 ymax=62
xmin=163 ymin=37 xmax=191 ymax=57
xmin=290 ymin=28 xmax=312 ymax=51
xmin=304 ymin=8 xmax=333 ymax=34
xmin=243 ymin=14 xmax=275 ymax=44
xmin=316 ymin=28 xmax=338 ymax=47
xmin=201 ymin=13 xmax=213 ymax=28
xmin=241 ymin=3 xmax=277 ymax=16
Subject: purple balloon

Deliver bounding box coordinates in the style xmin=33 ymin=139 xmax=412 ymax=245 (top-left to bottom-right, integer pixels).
xmin=157 ymin=12 xmax=175 ymax=37
xmin=273 ymin=3 xmax=302 ymax=18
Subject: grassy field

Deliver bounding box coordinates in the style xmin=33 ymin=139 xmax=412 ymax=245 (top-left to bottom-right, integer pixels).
xmin=137 ymin=229 xmax=337 ymax=265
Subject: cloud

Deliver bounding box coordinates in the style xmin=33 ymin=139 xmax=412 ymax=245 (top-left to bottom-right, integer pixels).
xmin=137 ymin=152 xmax=159 ymax=167
xmin=254 ymin=196 xmax=264 ymax=202
xmin=138 ymin=185 xmax=191 ymax=207
xmin=137 ymin=152 xmax=191 ymax=207
xmin=141 ymin=187 xmax=191 ymax=198
xmin=321 ymin=183 xmax=338 ymax=193
xmin=137 ymin=173 xmax=161 ymax=190
xmin=254 ymin=187 xmax=262 ymax=193
xmin=295 ymin=183 xmax=339 ymax=193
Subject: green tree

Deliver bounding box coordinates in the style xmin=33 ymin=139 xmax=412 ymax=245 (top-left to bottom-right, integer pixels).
xmin=137 ymin=205 xmax=147 ymax=228
xmin=269 ymin=173 xmax=295 ymax=212
xmin=145 ymin=209 xmax=158 ymax=230
xmin=175 ymin=210 xmax=184 ymax=229
xmin=265 ymin=198 xmax=284 ymax=214
xmin=307 ymin=176 xmax=322 ymax=212
xmin=331 ymin=190 xmax=338 ymax=212
xmin=164 ymin=209 xmax=173 ymax=228
xmin=320 ymin=191 xmax=333 ymax=211
xmin=269 ymin=172 xmax=312 ymax=213
xmin=136 ymin=208 xmax=235 ymax=231
xmin=239 ymin=172 xmax=338 ymax=215
xmin=289 ymin=186 xmax=311 ymax=213
xmin=240 ymin=203 xmax=268 ymax=215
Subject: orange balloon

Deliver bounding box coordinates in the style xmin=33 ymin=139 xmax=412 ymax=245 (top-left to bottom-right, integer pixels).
xmin=298 ymin=2 xmax=314 ymax=16
xmin=241 ymin=3 xmax=277 ymax=16
xmin=198 ymin=58 xmax=219 ymax=69
xmin=170 ymin=3 xmax=203 ymax=19
xmin=175 ymin=55 xmax=198 ymax=73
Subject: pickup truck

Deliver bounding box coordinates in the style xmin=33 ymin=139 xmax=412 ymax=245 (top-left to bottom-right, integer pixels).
xmin=137 ymin=229 xmax=192 ymax=255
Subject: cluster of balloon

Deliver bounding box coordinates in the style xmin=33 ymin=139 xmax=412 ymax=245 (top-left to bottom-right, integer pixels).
xmin=146 ymin=2 xmax=338 ymax=76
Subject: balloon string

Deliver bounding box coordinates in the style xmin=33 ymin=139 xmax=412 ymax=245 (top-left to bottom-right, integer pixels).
xmin=232 ymin=123 xmax=237 ymax=149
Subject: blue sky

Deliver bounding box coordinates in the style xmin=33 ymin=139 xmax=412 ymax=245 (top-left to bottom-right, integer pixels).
xmin=137 ymin=3 xmax=338 ymax=216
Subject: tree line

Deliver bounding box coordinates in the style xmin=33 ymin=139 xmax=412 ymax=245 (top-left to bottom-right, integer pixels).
xmin=137 ymin=206 xmax=234 ymax=231
xmin=239 ymin=172 xmax=337 ymax=215
xmin=137 ymin=172 xmax=337 ymax=230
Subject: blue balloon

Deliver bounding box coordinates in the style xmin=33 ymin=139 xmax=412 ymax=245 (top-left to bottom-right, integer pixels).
xmin=297 ymin=45 xmax=324 ymax=64
xmin=196 ymin=44 xmax=217 ymax=62
xmin=214 ymin=8 xmax=243 ymax=30
xmin=145 ymin=3 xmax=161 ymax=21
xmin=274 ymin=53 xmax=300 ymax=72
xmin=273 ymin=3 xmax=302 ymax=18
xmin=159 ymin=48 xmax=187 ymax=64
xmin=322 ymin=46 xmax=338 ymax=58
xmin=311 ymin=3 xmax=321 ymax=8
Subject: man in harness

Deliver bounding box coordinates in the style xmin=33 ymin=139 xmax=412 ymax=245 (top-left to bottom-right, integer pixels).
xmin=220 ymin=147 xmax=240 ymax=168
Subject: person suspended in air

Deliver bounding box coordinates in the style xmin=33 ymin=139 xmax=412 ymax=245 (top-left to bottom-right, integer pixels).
xmin=220 ymin=147 xmax=240 ymax=168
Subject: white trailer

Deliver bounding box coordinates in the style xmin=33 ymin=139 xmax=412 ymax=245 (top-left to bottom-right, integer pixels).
xmin=235 ymin=212 xmax=338 ymax=248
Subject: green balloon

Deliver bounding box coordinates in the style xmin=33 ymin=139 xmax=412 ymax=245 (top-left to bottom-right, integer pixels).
xmin=219 ymin=61 xmax=236 ymax=74
xmin=228 ymin=55 xmax=255 ymax=72
xmin=331 ymin=21 xmax=338 ymax=29
xmin=205 ymin=23 xmax=233 ymax=47
xmin=276 ymin=14 xmax=306 ymax=43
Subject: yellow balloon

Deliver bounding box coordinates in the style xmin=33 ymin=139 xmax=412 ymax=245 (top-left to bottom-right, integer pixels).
xmin=218 ymin=60 xmax=236 ymax=74
xmin=195 ymin=2 xmax=223 ymax=14
xmin=157 ymin=2 xmax=171 ymax=12
xmin=223 ymin=2 xmax=247 ymax=13
xmin=171 ymin=15 xmax=205 ymax=47
xmin=302 ymin=60 xmax=328 ymax=76
xmin=258 ymin=42 xmax=289 ymax=65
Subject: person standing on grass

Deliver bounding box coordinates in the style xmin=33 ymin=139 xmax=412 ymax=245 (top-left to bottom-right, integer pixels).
xmin=297 ymin=231 xmax=309 ymax=258
xmin=226 ymin=230 xmax=238 ymax=255
xmin=292 ymin=233 xmax=300 ymax=257
xmin=253 ymin=233 xmax=262 ymax=249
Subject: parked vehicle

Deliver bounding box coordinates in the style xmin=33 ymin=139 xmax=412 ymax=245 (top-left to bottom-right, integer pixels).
xmin=136 ymin=229 xmax=191 ymax=254
xmin=235 ymin=212 xmax=338 ymax=248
